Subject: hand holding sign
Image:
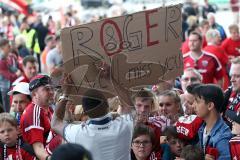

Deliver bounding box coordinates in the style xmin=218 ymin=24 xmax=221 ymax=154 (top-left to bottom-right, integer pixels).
xmin=60 ymin=4 xmax=183 ymax=105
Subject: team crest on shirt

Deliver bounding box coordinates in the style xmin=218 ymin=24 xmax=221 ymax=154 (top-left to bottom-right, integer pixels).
xmin=202 ymin=60 xmax=208 ymax=67
xmin=186 ymin=63 xmax=191 ymax=67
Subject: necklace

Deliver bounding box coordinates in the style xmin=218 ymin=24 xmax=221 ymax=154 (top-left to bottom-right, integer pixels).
xmin=3 ymin=138 xmax=22 ymax=160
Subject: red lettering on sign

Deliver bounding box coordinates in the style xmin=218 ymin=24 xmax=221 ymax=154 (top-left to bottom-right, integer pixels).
xmin=145 ymin=9 xmax=159 ymax=47
xmin=100 ymin=20 xmax=123 ymax=56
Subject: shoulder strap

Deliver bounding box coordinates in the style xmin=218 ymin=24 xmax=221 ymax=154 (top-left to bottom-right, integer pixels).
xmin=21 ymin=142 xmax=36 ymax=156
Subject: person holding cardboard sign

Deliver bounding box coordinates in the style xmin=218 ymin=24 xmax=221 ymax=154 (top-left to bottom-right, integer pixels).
xmin=51 ymin=72 xmax=134 ymax=160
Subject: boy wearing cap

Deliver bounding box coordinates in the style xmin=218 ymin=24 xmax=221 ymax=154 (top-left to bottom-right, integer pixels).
xmin=7 ymin=82 xmax=31 ymax=125
xmin=225 ymin=109 xmax=240 ymax=159
xmin=20 ymin=74 xmax=54 ymax=160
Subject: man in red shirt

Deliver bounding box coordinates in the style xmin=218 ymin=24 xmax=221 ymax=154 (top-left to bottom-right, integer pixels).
xmin=204 ymin=29 xmax=229 ymax=89
xmin=20 ymin=74 xmax=54 ymax=160
xmin=221 ymin=24 xmax=240 ymax=59
xmin=12 ymin=55 xmax=38 ymax=86
xmin=183 ymin=31 xmax=223 ymax=86
xmin=226 ymin=57 xmax=240 ymax=112
xmin=181 ymin=20 xmax=209 ymax=54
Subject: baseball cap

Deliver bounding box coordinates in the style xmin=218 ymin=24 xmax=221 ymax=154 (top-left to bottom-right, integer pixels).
xmin=29 ymin=74 xmax=52 ymax=91
xmin=82 ymin=89 xmax=107 ymax=112
xmin=225 ymin=109 xmax=240 ymax=124
xmin=8 ymin=82 xmax=30 ymax=95
xmin=51 ymin=143 xmax=92 ymax=160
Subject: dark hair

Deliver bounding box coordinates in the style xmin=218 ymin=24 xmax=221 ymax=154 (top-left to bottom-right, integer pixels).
xmin=82 ymin=89 xmax=109 ymax=118
xmin=191 ymin=84 xmax=224 ymax=112
xmin=13 ymin=92 xmax=32 ymax=101
xmin=132 ymin=90 xmax=154 ymax=104
xmin=51 ymin=143 xmax=92 ymax=160
xmin=162 ymin=126 xmax=178 ymax=140
xmin=0 ymin=103 xmax=4 ymax=114
xmin=180 ymin=145 xmax=204 ymax=160
xmin=22 ymin=17 xmax=28 ymax=24
xmin=186 ymin=83 xmax=201 ymax=94
xmin=23 ymin=55 xmax=37 ymax=66
xmin=55 ymin=35 xmax=61 ymax=42
xmin=189 ymin=31 xmax=203 ymax=41
xmin=0 ymin=39 xmax=9 ymax=48
xmin=132 ymin=124 xmax=155 ymax=145
xmin=44 ymin=35 xmax=55 ymax=45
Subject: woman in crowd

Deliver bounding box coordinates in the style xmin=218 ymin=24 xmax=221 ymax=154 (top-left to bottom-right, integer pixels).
xmin=157 ymin=90 xmax=183 ymax=126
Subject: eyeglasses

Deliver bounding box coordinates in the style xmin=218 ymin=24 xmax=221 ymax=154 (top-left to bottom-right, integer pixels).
xmin=132 ymin=140 xmax=152 ymax=147
xmin=182 ymin=77 xmax=199 ymax=82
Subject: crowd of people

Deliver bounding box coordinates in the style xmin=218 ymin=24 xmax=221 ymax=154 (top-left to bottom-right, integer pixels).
xmin=0 ymin=0 xmax=240 ymax=160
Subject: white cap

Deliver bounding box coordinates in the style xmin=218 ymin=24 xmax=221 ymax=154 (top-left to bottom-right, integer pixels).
xmin=8 ymin=82 xmax=30 ymax=95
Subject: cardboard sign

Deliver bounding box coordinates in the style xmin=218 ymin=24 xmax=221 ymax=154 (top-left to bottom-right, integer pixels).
xmin=60 ymin=4 xmax=183 ymax=99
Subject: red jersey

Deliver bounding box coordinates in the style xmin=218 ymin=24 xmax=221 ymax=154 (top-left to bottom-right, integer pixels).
xmin=145 ymin=122 xmax=161 ymax=151
xmin=203 ymin=45 xmax=230 ymax=89
xmin=0 ymin=140 xmax=35 ymax=160
xmin=20 ymin=103 xmax=53 ymax=146
xmin=221 ymin=38 xmax=240 ymax=57
xmin=181 ymin=37 xmax=207 ymax=54
xmin=230 ymin=135 xmax=240 ymax=160
xmin=147 ymin=150 xmax=162 ymax=160
xmin=183 ymin=51 xmax=223 ymax=84
xmin=12 ymin=74 xmax=30 ymax=86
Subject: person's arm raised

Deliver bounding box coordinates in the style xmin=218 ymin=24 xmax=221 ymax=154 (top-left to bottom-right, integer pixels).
xmin=51 ymin=97 xmax=68 ymax=136
xmin=51 ymin=74 xmax=72 ymax=136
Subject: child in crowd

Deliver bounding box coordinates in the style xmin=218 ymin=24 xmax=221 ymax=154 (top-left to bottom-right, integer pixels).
xmin=162 ymin=126 xmax=185 ymax=160
xmin=178 ymin=145 xmax=204 ymax=160
xmin=225 ymin=109 xmax=240 ymax=159
xmin=0 ymin=113 xmax=35 ymax=159
xmin=131 ymin=124 xmax=162 ymax=160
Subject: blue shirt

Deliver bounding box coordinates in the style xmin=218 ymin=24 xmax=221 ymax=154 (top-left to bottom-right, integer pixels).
xmin=198 ymin=117 xmax=232 ymax=160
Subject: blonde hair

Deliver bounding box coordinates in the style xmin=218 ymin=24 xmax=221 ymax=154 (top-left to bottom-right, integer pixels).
xmin=187 ymin=16 xmax=198 ymax=28
xmin=15 ymin=35 xmax=26 ymax=47
xmin=0 ymin=113 xmax=17 ymax=128
xmin=229 ymin=24 xmax=239 ymax=33
xmin=206 ymin=29 xmax=220 ymax=42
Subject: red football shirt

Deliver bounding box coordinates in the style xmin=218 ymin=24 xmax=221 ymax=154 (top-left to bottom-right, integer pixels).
xmin=203 ymin=45 xmax=230 ymax=89
xmin=145 ymin=122 xmax=161 ymax=151
xmin=20 ymin=103 xmax=53 ymax=145
xmin=183 ymin=51 xmax=223 ymax=84
xmin=0 ymin=141 xmax=35 ymax=160
xmin=221 ymin=38 xmax=240 ymax=57
xmin=230 ymin=135 xmax=240 ymax=160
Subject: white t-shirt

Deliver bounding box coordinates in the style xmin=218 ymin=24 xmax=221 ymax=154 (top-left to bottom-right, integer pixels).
xmin=64 ymin=113 xmax=134 ymax=160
